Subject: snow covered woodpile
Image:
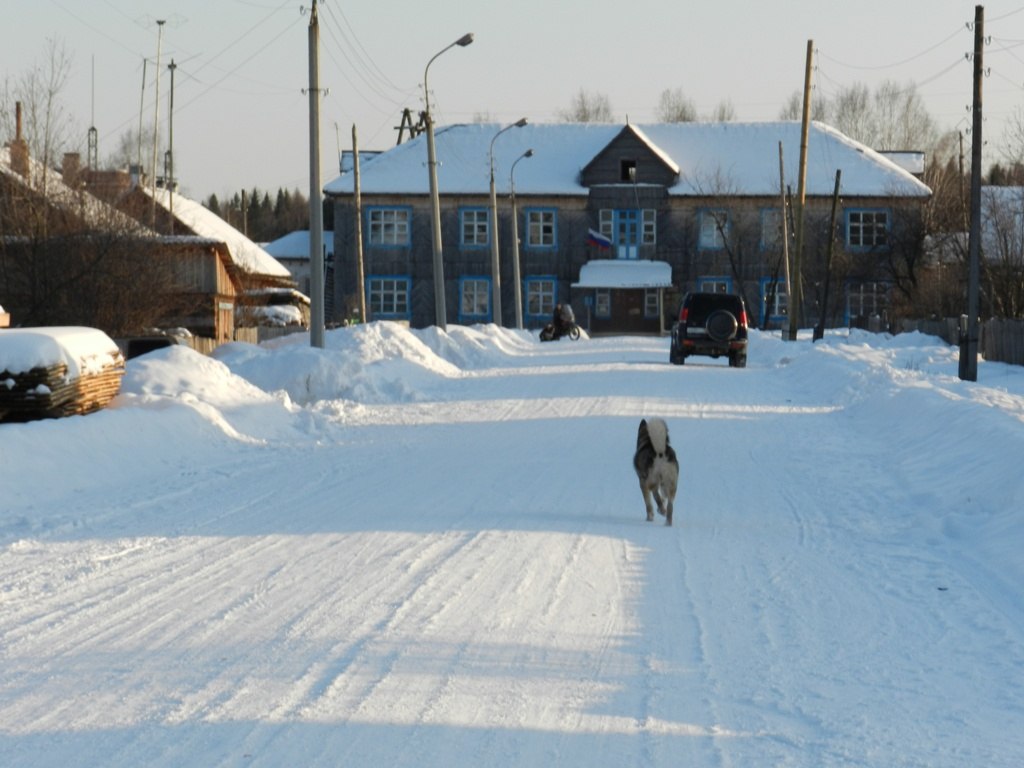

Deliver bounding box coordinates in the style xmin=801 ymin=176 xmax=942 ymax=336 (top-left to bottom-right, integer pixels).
xmin=0 ymin=327 xmax=125 ymax=421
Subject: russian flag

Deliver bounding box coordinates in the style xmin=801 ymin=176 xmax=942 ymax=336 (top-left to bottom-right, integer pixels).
xmin=587 ymin=228 xmax=612 ymax=249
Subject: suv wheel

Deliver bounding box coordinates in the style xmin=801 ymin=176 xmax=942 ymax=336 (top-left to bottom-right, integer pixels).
xmin=706 ymin=309 xmax=739 ymax=342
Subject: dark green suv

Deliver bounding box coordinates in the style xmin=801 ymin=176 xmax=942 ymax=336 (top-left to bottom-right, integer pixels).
xmin=669 ymin=292 xmax=749 ymax=367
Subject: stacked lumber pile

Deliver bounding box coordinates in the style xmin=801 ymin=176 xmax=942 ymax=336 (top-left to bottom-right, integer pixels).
xmin=0 ymin=327 xmax=125 ymax=422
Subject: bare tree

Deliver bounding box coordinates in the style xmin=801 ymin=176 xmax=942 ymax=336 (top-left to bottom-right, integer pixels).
xmin=706 ymin=99 xmax=736 ymax=123
xmin=0 ymin=38 xmax=77 ymax=175
xmin=558 ymin=88 xmax=614 ymax=122
xmin=655 ymin=88 xmax=697 ymax=122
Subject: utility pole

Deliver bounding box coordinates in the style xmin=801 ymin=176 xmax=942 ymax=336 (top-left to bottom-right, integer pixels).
xmin=167 ymin=59 xmax=176 ymax=235
xmin=307 ymin=0 xmax=325 ymax=348
xmin=814 ymin=169 xmax=842 ymax=342
xmin=778 ymin=142 xmax=791 ymax=327
xmin=789 ymin=39 xmax=813 ymax=342
xmin=151 ymin=19 xmax=165 ymax=230
xmin=353 ymin=123 xmax=367 ymax=324
xmin=961 ymin=4 xmax=984 ymax=381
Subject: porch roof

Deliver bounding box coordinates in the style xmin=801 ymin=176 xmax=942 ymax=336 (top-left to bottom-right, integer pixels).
xmin=572 ymin=259 xmax=673 ymax=289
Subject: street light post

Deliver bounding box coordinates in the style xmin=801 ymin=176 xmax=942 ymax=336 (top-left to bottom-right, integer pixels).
xmin=424 ymin=33 xmax=473 ymax=330
xmin=510 ymin=148 xmax=533 ymax=330
xmin=488 ymin=117 xmax=527 ymax=326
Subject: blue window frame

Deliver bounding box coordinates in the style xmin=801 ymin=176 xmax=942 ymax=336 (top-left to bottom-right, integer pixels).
xmin=366 ymin=275 xmax=411 ymax=318
xmin=845 ymin=208 xmax=890 ymax=250
xmin=460 ymin=207 xmax=490 ymax=248
xmin=366 ymin=206 xmax=411 ymax=247
xmin=524 ymin=276 xmax=557 ymax=323
xmin=524 ymin=208 xmax=557 ymax=249
xmin=458 ymin=276 xmax=492 ymax=323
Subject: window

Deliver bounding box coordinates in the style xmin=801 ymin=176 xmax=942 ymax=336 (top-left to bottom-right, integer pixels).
xmin=526 ymin=209 xmax=556 ymax=248
xmin=620 ymin=159 xmax=637 ymax=182
xmin=642 ymin=209 xmax=657 ymax=245
xmin=367 ymin=207 xmax=410 ymax=246
xmin=595 ymin=289 xmax=611 ymax=318
xmin=698 ymin=277 xmax=731 ymax=294
xmin=367 ymin=276 xmax=410 ymax=317
xmin=525 ymin=277 xmax=556 ymax=319
xmin=459 ymin=277 xmax=491 ymax=321
xmin=598 ymin=208 xmax=656 ymax=259
xmin=461 ymin=208 xmax=489 ymax=247
xmin=699 ymin=209 xmax=728 ymax=249
xmin=846 ymin=281 xmax=890 ymax=322
xmin=847 ymin=209 xmax=889 ymax=249
xmin=760 ymin=278 xmax=788 ymax=321
xmin=760 ymin=208 xmax=784 ymax=249
xmin=644 ymin=289 xmax=660 ymax=319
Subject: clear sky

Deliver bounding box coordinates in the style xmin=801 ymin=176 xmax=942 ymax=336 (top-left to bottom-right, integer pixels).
xmin=4 ymin=0 xmax=1023 ymax=201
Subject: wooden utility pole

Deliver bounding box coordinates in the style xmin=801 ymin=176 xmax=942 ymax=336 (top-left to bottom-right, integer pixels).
xmin=814 ymin=169 xmax=842 ymax=342
xmin=961 ymin=4 xmax=984 ymax=381
xmin=352 ymin=124 xmax=367 ymax=324
xmin=788 ymin=39 xmax=813 ymax=342
xmin=307 ymin=0 xmax=325 ymax=348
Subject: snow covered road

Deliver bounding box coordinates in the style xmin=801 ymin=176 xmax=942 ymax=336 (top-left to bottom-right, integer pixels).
xmin=2 ymin=325 xmax=1022 ymax=766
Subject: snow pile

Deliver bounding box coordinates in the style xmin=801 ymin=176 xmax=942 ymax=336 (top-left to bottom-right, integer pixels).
xmin=0 ymin=327 xmax=122 ymax=378
xmin=1 ymin=323 xmax=1023 ymax=767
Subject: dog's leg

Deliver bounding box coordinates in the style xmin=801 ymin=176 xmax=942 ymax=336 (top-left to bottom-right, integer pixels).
xmin=665 ymin=497 xmax=673 ymax=526
xmin=640 ymin=483 xmax=654 ymax=522
xmin=652 ymin=488 xmax=666 ymax=518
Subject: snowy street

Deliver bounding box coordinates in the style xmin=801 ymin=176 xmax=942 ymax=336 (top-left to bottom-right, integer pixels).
xmin=1 ymin=324 xmax=1022 ymax=766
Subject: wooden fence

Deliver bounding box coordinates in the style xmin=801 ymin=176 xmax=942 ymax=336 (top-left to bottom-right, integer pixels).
xmin=898 ymin=317 xmax=1024 ymax=366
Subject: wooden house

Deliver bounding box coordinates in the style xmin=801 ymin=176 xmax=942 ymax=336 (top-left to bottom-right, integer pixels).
xmin=324 ymin=121 xmax=931 ymax=333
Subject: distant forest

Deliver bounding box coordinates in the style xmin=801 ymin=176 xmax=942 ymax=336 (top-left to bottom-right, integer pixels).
xmin=202 ymin=187 xmax=334 ymax=244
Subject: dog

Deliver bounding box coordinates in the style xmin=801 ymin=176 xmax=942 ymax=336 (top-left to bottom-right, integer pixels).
xmin=633 ymin=418 xmax=679 ymax=526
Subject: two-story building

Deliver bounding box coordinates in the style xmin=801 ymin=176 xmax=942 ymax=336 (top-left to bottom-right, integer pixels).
xmin=324 ymin=121 xmax=931 ymax=333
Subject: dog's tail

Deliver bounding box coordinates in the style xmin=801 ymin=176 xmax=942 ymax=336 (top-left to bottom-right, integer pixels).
xmin=640 ymin=417 xmax=670 ymax=455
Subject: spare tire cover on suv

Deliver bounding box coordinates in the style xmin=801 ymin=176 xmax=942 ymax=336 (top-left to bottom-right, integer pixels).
xmin=706 ymin=309 xmax=739 ymax=342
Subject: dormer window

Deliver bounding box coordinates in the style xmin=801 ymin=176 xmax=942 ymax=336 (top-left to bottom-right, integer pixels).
xmin=620 ymin=159 xmax=637 ymax=182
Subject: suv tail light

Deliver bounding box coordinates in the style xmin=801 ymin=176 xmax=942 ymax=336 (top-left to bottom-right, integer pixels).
xmin=679 ymin=307 xmax=689 ymax=323
xmin=738 ymin=309 xmax=748 ymax=328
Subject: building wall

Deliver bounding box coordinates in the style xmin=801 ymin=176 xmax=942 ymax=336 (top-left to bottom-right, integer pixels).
xmin=329 ymin=190 xmax=926 ymax=332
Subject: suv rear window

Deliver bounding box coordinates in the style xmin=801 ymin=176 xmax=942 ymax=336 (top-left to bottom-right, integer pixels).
xmin=681 ymin=293 xmax=744 ymax=323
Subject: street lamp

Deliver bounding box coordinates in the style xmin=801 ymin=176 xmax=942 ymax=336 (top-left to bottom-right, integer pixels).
xmin=510 ymin=148 xmax=534 ymax=330
xmin=488 ymin=117 xmax=528 ymax=326
xmin=424 ymin=32 xmax=474 ymax=330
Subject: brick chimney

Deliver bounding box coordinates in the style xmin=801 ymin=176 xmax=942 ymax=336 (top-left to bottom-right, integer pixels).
xmin=62 ymin=152 xmax=81 ymax=186
xmin=9 ymin=101 xmax=30 ymax=178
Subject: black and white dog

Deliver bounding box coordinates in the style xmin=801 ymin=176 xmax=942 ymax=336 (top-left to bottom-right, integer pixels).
xmin=633 ymin=418 xmax=679 ymax=526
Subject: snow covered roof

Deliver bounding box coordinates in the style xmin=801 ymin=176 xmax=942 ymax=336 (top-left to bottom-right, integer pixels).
xmin=324 ymin=121 xmax=932 ymax=199
xmin=138 ymin=186 xmax=292 ymax=279
xmin=264 ymin=230 xmax=335 ymax=261
xmin=0 ymin=146 xmax=155 ymax=235
xmin=572 ymin=259 xmax=674 ymax=289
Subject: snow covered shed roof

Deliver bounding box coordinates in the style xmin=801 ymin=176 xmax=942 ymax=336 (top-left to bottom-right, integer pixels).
xmin=138 ymin=186 xmax=292 ymax=279
xmin=324 ymin=121 xmax=932 ymax=200
xmin=572 ymin=260 xmax=674 ymax=289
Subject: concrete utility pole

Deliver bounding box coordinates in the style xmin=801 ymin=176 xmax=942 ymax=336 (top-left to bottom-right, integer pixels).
xmin=961 ymin=4 xmax=984 ymax=381
xmin=307 ymin=0 xmax=325 ymax=348
xmin=778 ymin=142 xmax=792 ymax=326
xmin=167 ymin=59 xmax=176 ymax=235
xmin=353 ymin=124 xmax=367 ymax=324
xmin=788 ymin=39 xmax=813 ymax=342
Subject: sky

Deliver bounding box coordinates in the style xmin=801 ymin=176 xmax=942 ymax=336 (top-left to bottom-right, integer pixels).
xmin=1 ymin=322 xmax=1022 ymax=766
xmin=4 ymin=0 xmax=1024 ymax=201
